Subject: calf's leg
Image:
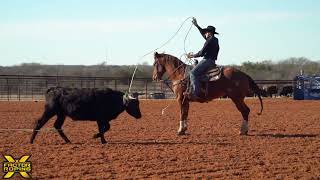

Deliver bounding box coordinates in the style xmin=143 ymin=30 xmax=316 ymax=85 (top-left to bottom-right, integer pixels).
xmin=54 ymin=113 xmax=70 ymax=143
xmin=30 ymin=106 xmax=56 ymax=143
xmin=96 ymin=120 xmax=110 ymax=144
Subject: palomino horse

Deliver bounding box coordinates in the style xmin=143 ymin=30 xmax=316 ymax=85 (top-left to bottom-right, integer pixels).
xmin=152 ymin=52 xmax=263 ymax=135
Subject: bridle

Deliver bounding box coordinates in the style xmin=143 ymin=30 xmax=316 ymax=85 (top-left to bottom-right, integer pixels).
xmin=153 ymin=60 xmax=164 ymax=74
xmin=153 ymin=56 xmax=189 ymax=93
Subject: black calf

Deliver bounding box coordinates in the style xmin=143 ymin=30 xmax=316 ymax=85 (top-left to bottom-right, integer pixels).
xmin=30 ymin=87 xmax=141 ymax=144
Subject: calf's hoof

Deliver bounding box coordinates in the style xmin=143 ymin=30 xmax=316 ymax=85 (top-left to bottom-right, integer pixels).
xmin=239 ymin=131 xmax=248 ymax=136
xmin=100 ymin=137 xmax=107 ymax=144
xmin=93 ymin=133 xmax=101 ymax=138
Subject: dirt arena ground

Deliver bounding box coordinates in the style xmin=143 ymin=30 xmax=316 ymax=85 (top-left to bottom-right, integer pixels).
xmin=0 ymin=99 xmax=320 ymax=179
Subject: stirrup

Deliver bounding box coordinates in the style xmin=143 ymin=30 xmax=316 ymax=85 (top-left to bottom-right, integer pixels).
xmin=183 ymin=92 xmax=203 ymax=101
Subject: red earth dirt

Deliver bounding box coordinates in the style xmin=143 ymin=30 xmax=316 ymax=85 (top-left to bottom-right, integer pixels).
xmin=0 ymin=99 xmax=320 ymax=179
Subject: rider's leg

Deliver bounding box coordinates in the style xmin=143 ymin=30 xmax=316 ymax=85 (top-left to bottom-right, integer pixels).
xmin=190 ymin=59 xmax=215 ymax=97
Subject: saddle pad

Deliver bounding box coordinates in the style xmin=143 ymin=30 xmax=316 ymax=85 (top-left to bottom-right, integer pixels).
xmin=206 ymin=66 xmax=222 ymax=81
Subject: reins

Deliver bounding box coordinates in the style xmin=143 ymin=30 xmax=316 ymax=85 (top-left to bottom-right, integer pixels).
xmin=156 ymin=55 xmax=194 ymax=93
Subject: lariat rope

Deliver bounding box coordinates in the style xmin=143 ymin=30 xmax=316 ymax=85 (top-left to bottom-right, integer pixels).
xmin=159 ymin=21 xmax=195 ymax=93
xmin=128 ymin=16 xmax=195 ymax=93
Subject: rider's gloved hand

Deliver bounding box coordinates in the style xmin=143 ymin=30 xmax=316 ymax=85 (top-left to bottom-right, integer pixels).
xmin=192 ymin=17 xmax=198 ymax=26
xmin=187 ymin=52 xmax=194 ymax=58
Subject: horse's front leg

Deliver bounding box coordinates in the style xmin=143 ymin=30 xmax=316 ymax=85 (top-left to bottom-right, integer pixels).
xmin=177 ymin=96 xmax=189 ymax=135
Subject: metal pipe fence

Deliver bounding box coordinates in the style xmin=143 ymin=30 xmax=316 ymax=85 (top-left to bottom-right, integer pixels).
xmin=0 ymin=75 xmax=294 ymax=101
xmin=0 ymin=75 xmax=174 ymax=101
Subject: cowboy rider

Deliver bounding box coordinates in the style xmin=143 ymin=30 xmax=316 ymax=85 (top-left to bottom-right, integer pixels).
xmin=185 ymin=17 xmax=220 ymax=100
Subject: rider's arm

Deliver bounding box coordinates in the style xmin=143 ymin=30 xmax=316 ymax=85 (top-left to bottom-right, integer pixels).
xmin=193 ymin=39 xmax=210 ymax=58
xmin=195 ymin=24 xmax=206 ymax=40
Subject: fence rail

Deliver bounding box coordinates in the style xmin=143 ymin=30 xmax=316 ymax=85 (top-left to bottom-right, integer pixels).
xmin=0 ymin=75 xmax=294 ymax=101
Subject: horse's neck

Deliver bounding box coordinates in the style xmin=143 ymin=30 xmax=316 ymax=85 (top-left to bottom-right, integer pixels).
xmin=165 ymin=63 xmax=188 ymax=81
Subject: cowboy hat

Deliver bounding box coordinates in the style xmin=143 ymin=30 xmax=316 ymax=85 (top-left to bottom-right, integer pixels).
xmin=204 ymin=26 xmax=219 ymax=34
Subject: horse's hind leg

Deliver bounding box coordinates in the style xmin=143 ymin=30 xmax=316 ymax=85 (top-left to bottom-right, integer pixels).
xmin=30 ymin=105 xmax=56 ymax=143
xmin=231 ymin=98 xmax=250 ymax=135
xmin=54 ymin=113 xmax=70 ymax=143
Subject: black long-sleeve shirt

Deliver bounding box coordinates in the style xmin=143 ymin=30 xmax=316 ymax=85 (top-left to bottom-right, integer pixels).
xmin=193 ymin=25 xmax=220 ymax=60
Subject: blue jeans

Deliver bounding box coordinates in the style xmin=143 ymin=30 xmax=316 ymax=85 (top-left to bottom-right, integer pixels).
xmin=190 ymin=59 xmax=216 ymax=96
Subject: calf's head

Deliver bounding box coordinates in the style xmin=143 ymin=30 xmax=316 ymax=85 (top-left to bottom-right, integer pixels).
xmin=123 ymin=94 xmax=142 ymax=119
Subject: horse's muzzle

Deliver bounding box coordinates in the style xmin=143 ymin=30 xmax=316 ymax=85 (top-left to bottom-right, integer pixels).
xmin=152 ymin=75 xmax=161 ymax=81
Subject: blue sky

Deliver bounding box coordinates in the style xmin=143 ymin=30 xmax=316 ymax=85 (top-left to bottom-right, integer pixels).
xmin=0 ymin=0 xmax=319 ymax=66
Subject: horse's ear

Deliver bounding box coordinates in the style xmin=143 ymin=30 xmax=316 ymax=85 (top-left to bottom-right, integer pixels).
xmin=154 ymin=52 xmax=159 ymax=58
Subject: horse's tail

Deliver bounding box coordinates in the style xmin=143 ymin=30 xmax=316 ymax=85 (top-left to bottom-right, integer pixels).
xmin=247 ymin=75 xmax=263 ymax=115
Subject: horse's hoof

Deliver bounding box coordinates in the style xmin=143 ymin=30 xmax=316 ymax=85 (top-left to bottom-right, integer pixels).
xmin=177 ymin=131 xmax=186 ymax=136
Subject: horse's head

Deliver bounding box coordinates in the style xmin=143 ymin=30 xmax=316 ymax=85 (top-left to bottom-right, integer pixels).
xmin=152 ymin=52 xmax=166 ymax=81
